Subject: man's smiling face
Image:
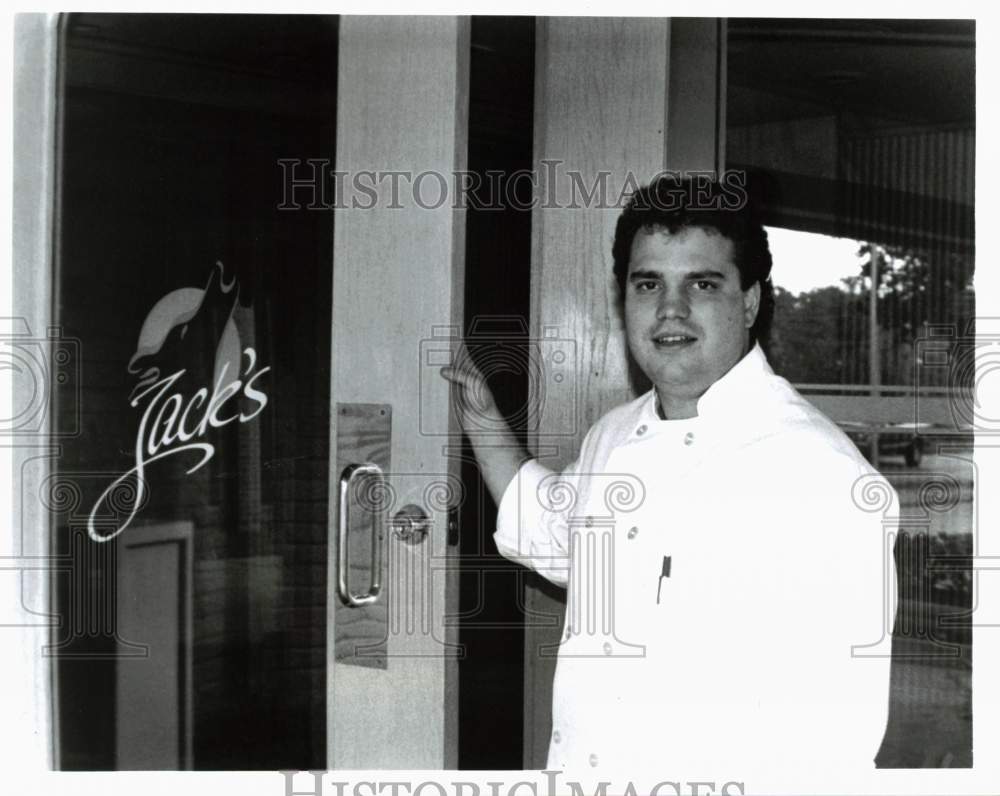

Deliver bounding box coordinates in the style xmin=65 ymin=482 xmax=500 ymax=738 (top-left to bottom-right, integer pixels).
xmin=625 ymin=225 xmax=760 ymax=419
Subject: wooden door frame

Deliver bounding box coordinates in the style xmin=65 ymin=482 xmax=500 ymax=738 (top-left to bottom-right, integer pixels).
xmin=10 ymin=11 xmax=62 ymax=773
xmin=326 ymin=15 xmax=469 ymax=770
xmin=523 ymin=16 xmax=727 ymax=769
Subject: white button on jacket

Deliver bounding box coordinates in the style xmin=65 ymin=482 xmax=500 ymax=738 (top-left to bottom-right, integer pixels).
xmin=495 ymin=345 xmax=897 ymax=778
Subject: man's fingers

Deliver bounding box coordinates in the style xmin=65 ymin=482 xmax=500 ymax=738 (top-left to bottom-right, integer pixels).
xmin=439 ymin=365 xmax=468 ymax=385
xmin=440 ymin=364 xmax=483 ymax=387
xmin=440 ymin=366 xmax=485 ymax=403
xmin=440 ymin=362 xmax=500 ymax=416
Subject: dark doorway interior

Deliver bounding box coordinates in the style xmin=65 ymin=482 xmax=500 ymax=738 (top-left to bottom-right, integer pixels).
xmin=457 ymin=16 xmax=536 ymax=770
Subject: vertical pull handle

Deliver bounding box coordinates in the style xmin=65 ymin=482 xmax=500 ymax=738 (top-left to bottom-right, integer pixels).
xmin=338 ymin=463 xmax=384 ymax=607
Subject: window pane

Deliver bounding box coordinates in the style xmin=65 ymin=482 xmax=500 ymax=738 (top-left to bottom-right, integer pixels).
xmin=728 ymin=18 xmax=974 ymax=769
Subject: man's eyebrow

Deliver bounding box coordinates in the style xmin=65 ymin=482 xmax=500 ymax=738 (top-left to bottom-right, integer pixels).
xmin=628 ymin=268 xmax=731 ymax=282
xmin=685 ymin=269 xmax=729 ymax=280
xmin=627 ymin=269 xmax=662 ymax=281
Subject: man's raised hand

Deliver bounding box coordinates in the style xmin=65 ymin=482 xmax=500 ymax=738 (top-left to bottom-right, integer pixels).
xmin=439 ymin=345 xmax=505 ymax=437
xmin=439 ymin=343 xmax=527 ymax=505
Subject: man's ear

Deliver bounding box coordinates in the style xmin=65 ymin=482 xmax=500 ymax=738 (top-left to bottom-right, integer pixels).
xmin=743 ymin=282 xmax=761 ymax=329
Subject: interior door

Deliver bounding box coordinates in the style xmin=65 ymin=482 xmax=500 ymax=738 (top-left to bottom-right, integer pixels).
xmin=327 ymin=16 xmax=468 ymax=769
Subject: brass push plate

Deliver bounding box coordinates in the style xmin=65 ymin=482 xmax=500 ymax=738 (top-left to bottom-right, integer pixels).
xmin=334 ymin=403 xmax=391 ymax=669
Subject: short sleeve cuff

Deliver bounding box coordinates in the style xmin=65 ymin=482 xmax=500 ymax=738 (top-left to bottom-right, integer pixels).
xmin=494 ymin=458 xmax=552 ymax=558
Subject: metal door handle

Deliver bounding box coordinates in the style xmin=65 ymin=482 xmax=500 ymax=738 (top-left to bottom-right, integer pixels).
xmin=390 ymin=504 xmax=431 ymax=544
xmin=338 ymin=463 xmax=384 ymax=607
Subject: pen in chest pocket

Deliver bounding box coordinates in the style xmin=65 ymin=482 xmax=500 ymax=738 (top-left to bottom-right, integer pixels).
xmin=656 ymin=555 xmax=671 ymax=604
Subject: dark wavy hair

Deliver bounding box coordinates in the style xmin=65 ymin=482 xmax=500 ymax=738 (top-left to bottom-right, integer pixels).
xmin=611 ymin=173 xmax=774 ymax=346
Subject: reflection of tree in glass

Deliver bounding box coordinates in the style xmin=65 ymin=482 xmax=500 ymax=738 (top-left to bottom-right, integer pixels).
xmin=767 ymin=242 xmax=975 ymax=387
xmin=768 ymin=285 xmax=848 ymax=384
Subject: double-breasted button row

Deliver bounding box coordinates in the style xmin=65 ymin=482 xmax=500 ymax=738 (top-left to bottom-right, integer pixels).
xmin=550 ymin=731 xmax=598 ymax=768
xmin=552 ymin=730 xmax=600 ymax=767
xmin=634 ymin=424 xmax=696 ymax=446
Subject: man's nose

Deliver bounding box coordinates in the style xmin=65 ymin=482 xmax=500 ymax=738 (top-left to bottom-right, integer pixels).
xmin=656 ymin=288 xmax=690 ymax=320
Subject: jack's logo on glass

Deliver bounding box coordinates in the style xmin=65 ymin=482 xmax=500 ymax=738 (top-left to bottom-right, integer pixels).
xmin=88 ymin=262 xmax=270 ymax=542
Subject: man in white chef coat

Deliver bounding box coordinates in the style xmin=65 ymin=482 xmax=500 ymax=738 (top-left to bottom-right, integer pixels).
xmin=441 ymin=176 xmax=897 ymax=779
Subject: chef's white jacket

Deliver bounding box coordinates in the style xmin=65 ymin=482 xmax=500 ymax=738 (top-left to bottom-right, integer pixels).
xmin=495 ymin=345 xmax=897 ymax=779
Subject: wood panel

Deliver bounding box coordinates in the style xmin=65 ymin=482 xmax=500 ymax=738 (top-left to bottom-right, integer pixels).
xmin=523 ymin=15 xmax=729 ymax=769
xmin=328 ymin=15 xmax=468 ymax=770
xmin=334 ymin=403 xmax=391 ymax=669
xmin=530 ymin=17 xmax=670 ymax=465
xmin=525 ymin=16 xmax=671 ymax=769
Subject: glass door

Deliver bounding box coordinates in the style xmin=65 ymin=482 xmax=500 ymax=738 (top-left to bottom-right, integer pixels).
xmin=51 ymin=13 xmax=337 ymax=769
